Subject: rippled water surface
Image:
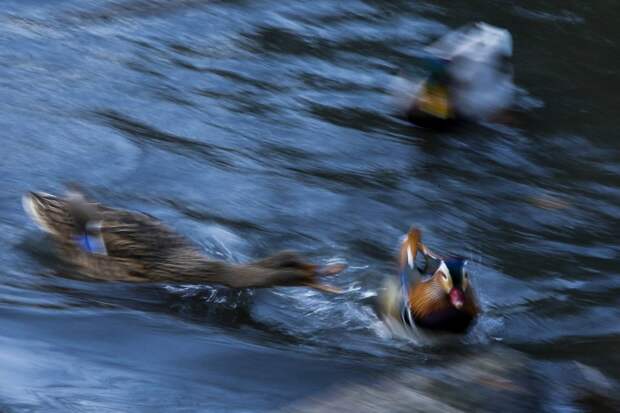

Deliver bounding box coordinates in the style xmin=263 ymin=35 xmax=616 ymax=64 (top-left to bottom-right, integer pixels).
xmin=1 ymin=1 xmax=619 ymax=411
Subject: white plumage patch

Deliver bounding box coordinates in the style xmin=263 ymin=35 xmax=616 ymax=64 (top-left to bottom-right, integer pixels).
xmin=407 ymin=245 xmax=414 ymax=269
xmin=437 ymin=260 xmax=451 ymax=278
xmin=22 ymin=192 xmax=56 ymax=235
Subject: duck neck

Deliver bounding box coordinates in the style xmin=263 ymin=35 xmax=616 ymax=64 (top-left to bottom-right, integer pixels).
xmin=163 ymin=253 xmax=305 ymax=289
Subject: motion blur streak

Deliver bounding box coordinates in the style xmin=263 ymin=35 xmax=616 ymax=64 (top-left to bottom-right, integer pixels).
xmin=0 ymin=0 xmax=619 ymax=412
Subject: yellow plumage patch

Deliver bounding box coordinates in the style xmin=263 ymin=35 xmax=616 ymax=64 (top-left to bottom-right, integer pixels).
xmin=416 ymin=83 xmax=452 ymax=119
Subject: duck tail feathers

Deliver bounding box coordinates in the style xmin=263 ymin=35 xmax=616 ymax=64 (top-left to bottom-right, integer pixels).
xmin=22 ymin=191 xmax=67 ymax=235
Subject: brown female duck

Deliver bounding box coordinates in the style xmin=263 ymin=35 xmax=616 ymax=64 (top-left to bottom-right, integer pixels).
xmin=383 ymin=228 xmax=480 ymax=334
xmin=22 ymin=190 xmax=344 ymax=290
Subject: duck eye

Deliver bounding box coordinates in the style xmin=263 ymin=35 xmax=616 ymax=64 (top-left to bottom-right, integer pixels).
xmin=464 ymin=271 xmax=469 ymax=279
xmin=442 ymin=272 xmax=449 ymax=281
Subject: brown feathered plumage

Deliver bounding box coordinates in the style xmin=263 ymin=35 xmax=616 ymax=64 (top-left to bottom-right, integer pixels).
xmin=398 ymin=228 xmax=480 ymax=333
xmin=22 ymin=190 xmax=344 ymax=290
xmin=408 ymin=274 xmax=479 ymax=333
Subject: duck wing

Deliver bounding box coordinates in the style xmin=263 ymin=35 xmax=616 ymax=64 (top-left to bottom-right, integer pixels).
xmin=96 ymin=209 xmax=195 ymax=260
xmin=23 ymin=191 xmax=193 ymax=260
xmin=23 ymin=191 xmax=346 ymax=289
xmin=23 ymin=191 xmax=93 ymax=238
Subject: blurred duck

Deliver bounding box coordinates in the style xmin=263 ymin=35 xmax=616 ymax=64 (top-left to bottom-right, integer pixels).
xmin=22 ymin=189 xmax=344 ymax=291
xmin=380 ymin=228 xmax=479 ymax=334
xmin=405 ymin=22 xmax=514 ymax=126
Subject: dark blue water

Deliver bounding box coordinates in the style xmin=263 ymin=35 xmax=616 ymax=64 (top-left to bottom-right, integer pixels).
xmin=1 ymin=1 xmax=619 ymax=411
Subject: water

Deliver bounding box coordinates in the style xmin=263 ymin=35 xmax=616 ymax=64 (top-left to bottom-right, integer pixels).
xmin=1 ymin=1 xmax=619 ymax=411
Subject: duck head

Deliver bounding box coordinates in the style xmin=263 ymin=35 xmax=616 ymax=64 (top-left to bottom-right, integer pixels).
xmin=434 ymin=257 xmax=469 ymax=309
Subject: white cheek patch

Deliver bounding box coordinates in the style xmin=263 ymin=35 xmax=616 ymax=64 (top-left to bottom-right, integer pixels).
xmin=437 ymin=261 xmax=450 ymax=279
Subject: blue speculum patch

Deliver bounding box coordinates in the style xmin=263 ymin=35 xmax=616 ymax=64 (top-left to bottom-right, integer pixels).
xmin=75 ymin=233 xmax=107 ymax=255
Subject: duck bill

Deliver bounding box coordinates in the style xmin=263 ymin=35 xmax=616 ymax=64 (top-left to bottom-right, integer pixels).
xmin=449 ymin=288 xmax=465 ymax=309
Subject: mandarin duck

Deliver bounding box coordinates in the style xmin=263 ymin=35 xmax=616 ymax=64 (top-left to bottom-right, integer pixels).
xmin=381 ymin=228 xmax=480 ymax=333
